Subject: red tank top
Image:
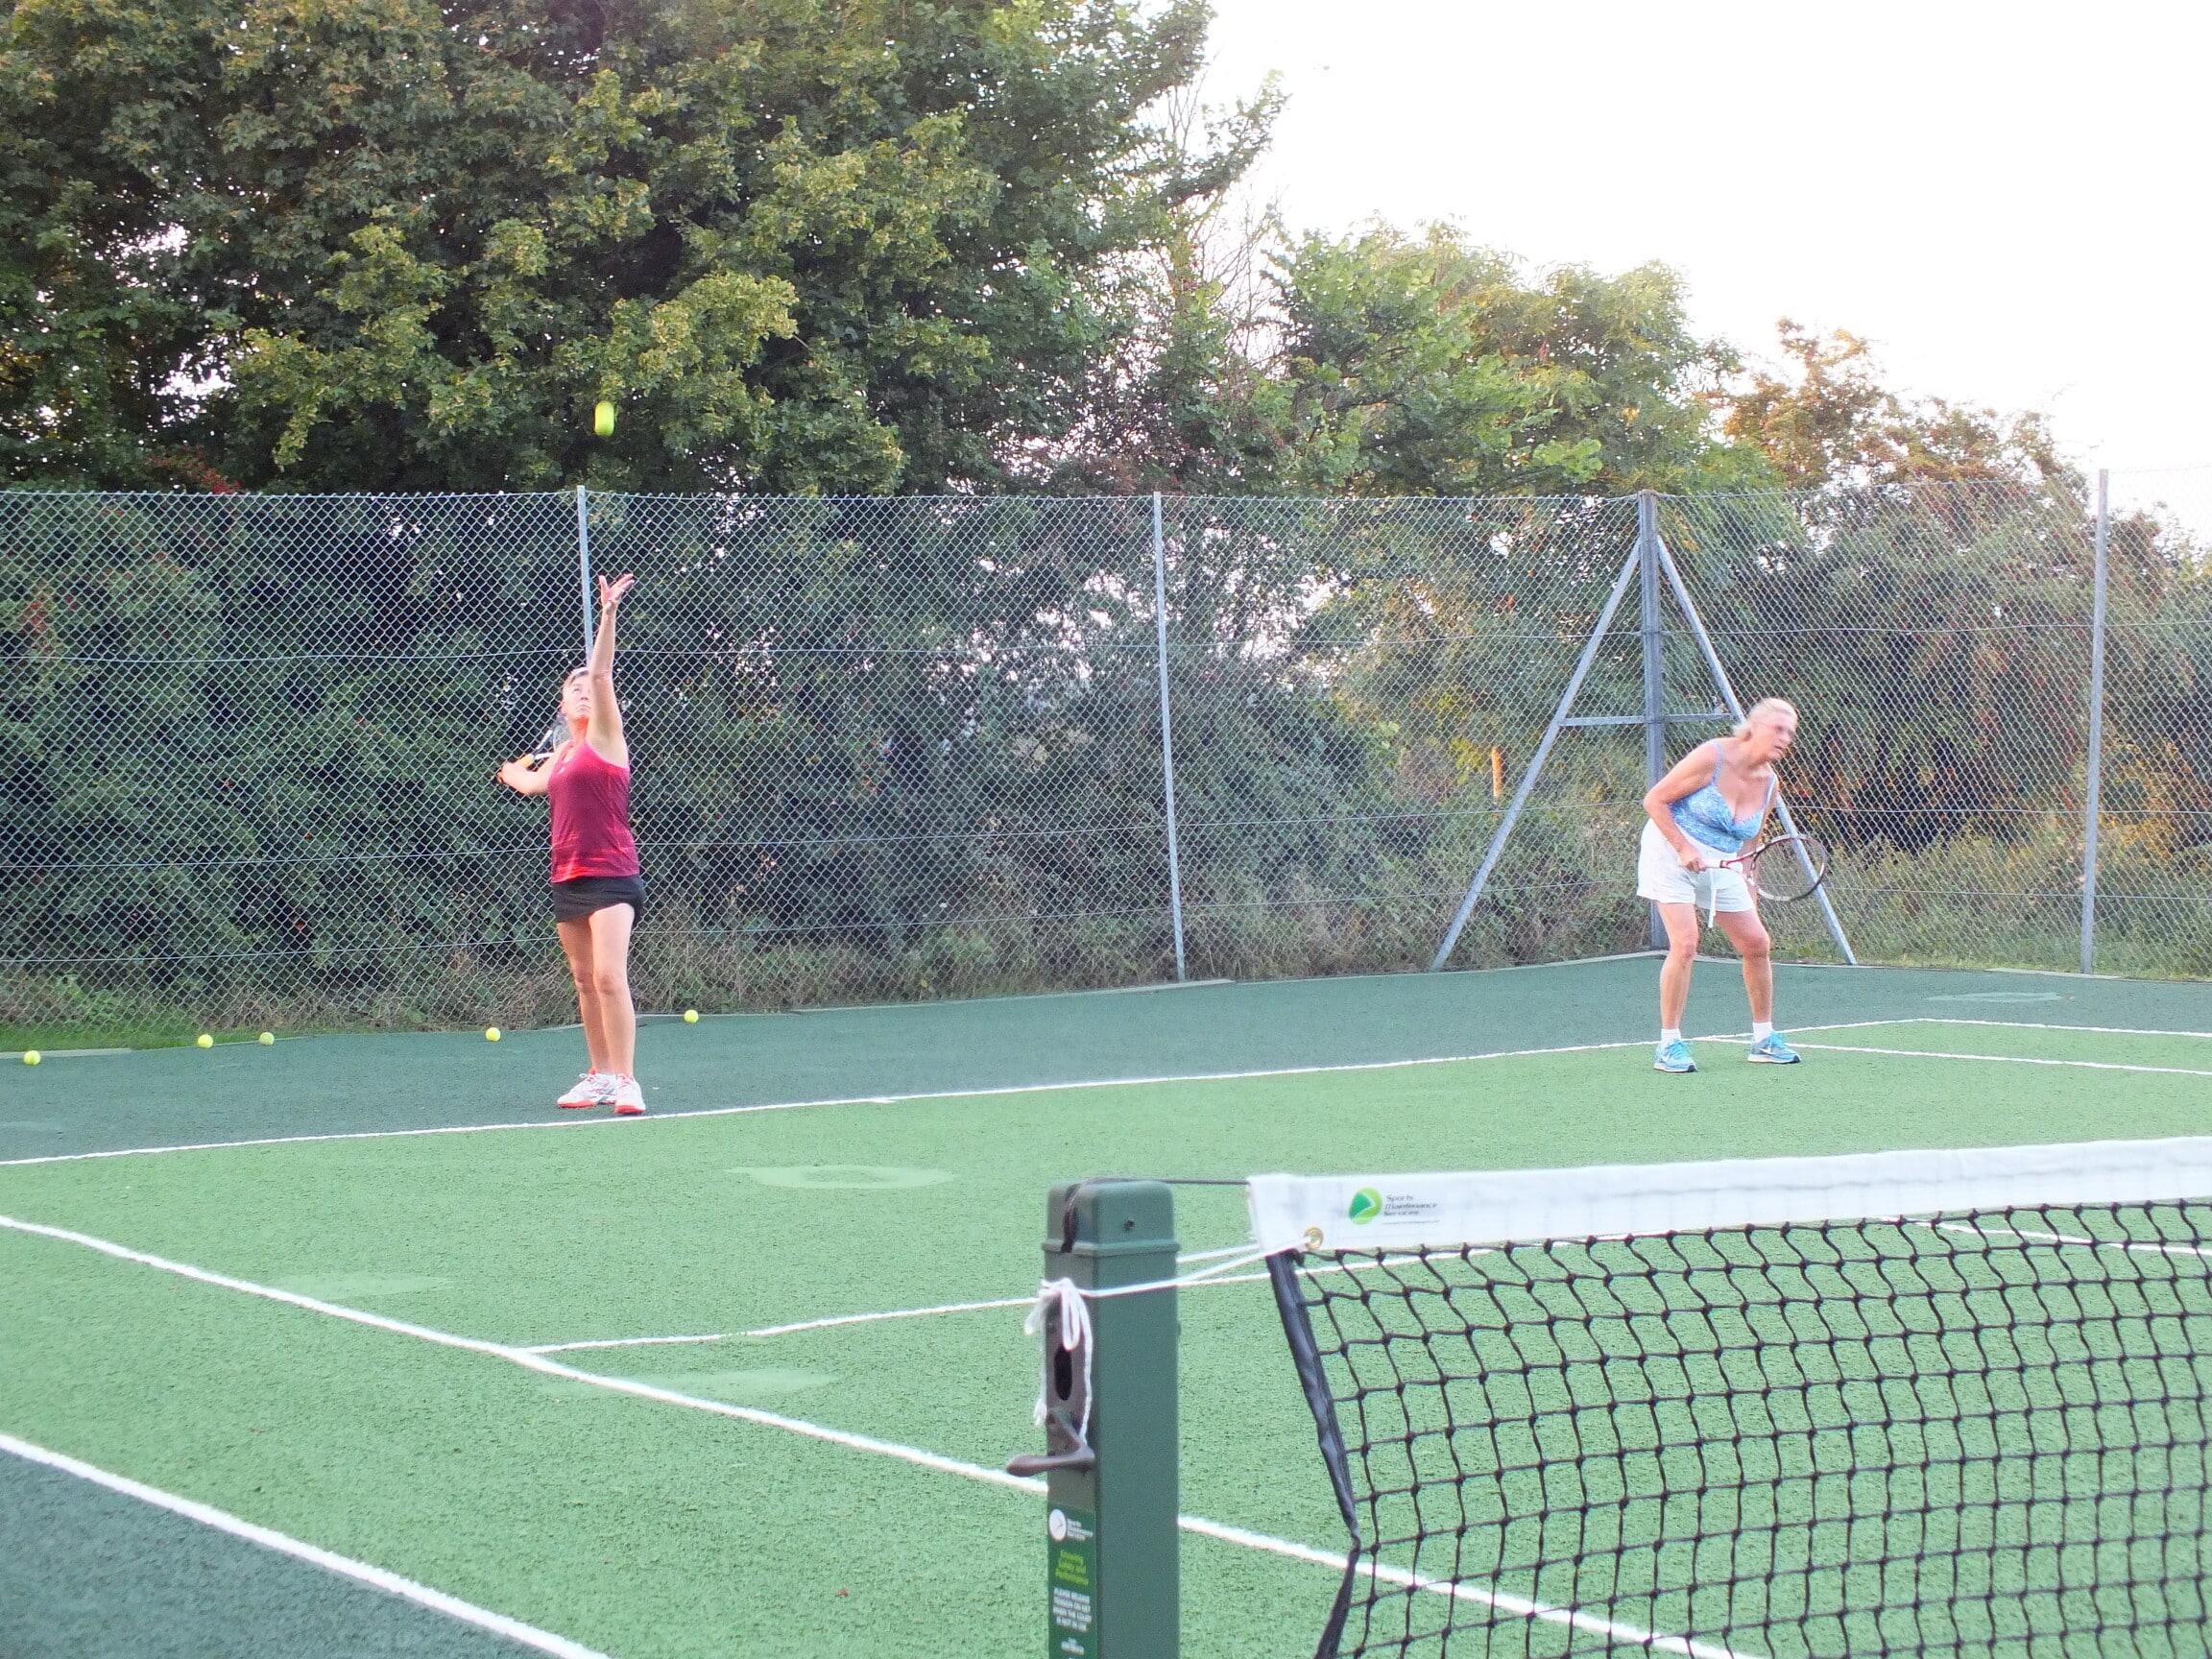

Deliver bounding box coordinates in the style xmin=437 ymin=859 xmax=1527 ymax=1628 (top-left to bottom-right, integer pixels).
xmin=546 ymin=740 xmax=639 ymax=881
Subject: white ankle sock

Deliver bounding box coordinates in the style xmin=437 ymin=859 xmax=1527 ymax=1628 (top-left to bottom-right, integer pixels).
xmin=1752 ymin=1021 xmax=1775 ymax=1042
xmin=1660 ymin=1027 xmax=1683 ymax=1046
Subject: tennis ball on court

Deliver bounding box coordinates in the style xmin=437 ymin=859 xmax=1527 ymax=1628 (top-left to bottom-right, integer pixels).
xmin=258 ymin=1031 xmax=275 ymax=1046
xmin=195 ymin=1032 xmax=213 ymax=1048
xmin=485 ymin=1026 xmax=502 ymax=1043
xmin=22 ymin=1050 xmax=38 ymax=1066
xmin=592 ymin=399 xmax=615 ymax=438
xmin=684 ymin=1008 xmax=699 ymax=1023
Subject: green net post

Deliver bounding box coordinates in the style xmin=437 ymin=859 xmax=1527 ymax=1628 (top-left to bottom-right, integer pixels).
xmin=1007 ymin=1179 xmax=1179 ymax=1659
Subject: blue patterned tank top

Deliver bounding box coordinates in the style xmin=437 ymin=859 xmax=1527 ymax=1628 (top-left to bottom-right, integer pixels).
xmin=1669 ymin=750 xmax=1776 ymax=855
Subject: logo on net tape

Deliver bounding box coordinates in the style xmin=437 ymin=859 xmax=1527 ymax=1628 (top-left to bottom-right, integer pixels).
xmin=1340 ymin=1186 xmax=1441 ymax=1232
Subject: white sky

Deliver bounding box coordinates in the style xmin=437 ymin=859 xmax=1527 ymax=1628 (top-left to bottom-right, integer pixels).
xmin=1199 ymin=0 xmax=2212 ymax=494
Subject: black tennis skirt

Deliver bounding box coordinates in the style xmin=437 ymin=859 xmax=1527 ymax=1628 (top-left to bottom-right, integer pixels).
xmin=550 ymin=874 xmax=646 ymax=926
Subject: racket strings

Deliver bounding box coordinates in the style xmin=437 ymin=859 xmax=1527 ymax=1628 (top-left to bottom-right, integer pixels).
xmin=1751 ymin=833 xmax=1830 ymax=902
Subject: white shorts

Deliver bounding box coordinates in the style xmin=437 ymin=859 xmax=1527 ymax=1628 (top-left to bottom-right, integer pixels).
xmin=1636 ymin=820 xmax=1754 ymax=913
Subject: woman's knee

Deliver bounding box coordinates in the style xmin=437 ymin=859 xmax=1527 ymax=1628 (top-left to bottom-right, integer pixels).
xmin=1732 ymin=924 xmax=1772 ymax=962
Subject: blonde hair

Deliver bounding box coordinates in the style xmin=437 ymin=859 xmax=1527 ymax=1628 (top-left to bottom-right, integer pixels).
xmin=1733 ymin=696 xmax=1798 ymax=739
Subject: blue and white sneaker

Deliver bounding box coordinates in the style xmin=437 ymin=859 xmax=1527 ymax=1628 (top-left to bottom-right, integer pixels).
xmin=1653 ymin=1039 xmax=1696 ymax=1073
xmin=1747 ymin=1032 xmax=1802 ymax=1065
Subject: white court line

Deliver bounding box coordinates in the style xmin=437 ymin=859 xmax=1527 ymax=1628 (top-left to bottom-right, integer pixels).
xmin=11 ymin=1016 xmax=2201 ymax=1175
xmin=532 ymin=1248 xmax=1283 ymax=1350
xmin=1792 ymin=1044 xmax=2212 ymax=1080
xmin=0 ymin=1430 xmax=612 ymax=1659
xmin=0 ymin=1038 xmax=1650 ymax=1169
xmin=0 ymin=1210 xmax=1042 ymax=1492
xmin=1182 ymin=1516 xmax=1754 ymax=1659
xmin=735 ymin=1295 xmax=1034 ymax=1342
xmin=523 ymin=1333 xmax=730 ymax=1355
xmin=538 ymin=1251 xmax=1447 ymax=1352
xmin=527 ymin=1296 xmax=1041 ymax=1352
xmin=1696 ymin=1018 xmax=2212 ymax=1044
xmin=0 ymin=1212 xmax=1724 ymax=1659
xmin=1831 ymin=1018 xmax=2212 ymax=1041
xmin=1931 ymin=1221 xmax=2212 ymax=1263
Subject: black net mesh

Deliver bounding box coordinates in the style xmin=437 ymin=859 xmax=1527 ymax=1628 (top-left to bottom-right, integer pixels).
xmin=1268 ymin=1205 xmax=2212 ymax=1659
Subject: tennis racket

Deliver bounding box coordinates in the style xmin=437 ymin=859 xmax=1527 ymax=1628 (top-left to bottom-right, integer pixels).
xmin=515 ymin=719 xmax=566 ymax=772
xmin=1723 ymin=833 xmax=1832 ymax=902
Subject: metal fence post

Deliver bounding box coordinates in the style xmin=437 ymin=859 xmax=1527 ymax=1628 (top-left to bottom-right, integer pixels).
xmin=575 ymin=484 xmax=596 ymax=658
xmin=2081 ymin=469 xmax=2109 ymax=974
xmin=1152 ymin=493 xmax=1188 ymax=981
xmin=1637 ymin=491 xmax=1666 ymax=949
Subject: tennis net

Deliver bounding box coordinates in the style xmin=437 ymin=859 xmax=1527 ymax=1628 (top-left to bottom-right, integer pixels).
xmin=1250 ymin=1140 xmax=2212 ymax=1659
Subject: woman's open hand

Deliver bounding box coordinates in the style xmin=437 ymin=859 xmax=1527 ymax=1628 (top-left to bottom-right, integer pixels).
xmin=598 ymin=572 xmax=635 ymax=612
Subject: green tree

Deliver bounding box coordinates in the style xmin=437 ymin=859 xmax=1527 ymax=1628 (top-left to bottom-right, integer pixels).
xmin=1723 ymin=321 xmax=2077 ymax=492
xmin=1018 ymin=82 xmax=1291 ymax=496
xmin=0 ymin=0 xmax=1240 ymax=492
xmin=1260 ymin=225 xmax=1767 ymax=497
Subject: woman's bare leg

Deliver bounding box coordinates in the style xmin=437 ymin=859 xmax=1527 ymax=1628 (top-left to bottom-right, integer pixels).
xmin=1657 ymin=902 xmax=1700 ymax=1031
xmin=1715 ymin=906 xmax=1774 ymax=1024
xmin=586 ymin=904 xmax=637 ymax=1077
xmin=556 ymin=917 xmax=612 ymax=1071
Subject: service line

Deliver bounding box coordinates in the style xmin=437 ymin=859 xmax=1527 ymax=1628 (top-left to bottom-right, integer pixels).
xmin=1792 ymin=1043 xmax=2212 ymax=1080
xmin=528 ymin=1251 xmax=1441 ymax=1354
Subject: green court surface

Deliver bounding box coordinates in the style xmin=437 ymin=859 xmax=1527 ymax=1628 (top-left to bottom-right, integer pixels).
xmin=4 ymin=958 xmax=2212 ymax=1657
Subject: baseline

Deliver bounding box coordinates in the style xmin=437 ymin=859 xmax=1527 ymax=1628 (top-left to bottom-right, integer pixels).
xmin=0 ymin=1038 xmax=1649 ymax=1169
xmin=0 ymin=1430 xmax=611 ymax=1659
xmin=18 ymin=1017 xmax=2192 ymax=1176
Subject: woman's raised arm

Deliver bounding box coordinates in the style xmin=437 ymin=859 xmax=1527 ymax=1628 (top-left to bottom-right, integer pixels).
xmin=585 ymin=572 xmax=635 ymax=766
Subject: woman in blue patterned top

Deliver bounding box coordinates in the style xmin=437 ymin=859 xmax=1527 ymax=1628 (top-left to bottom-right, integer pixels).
xmin=1637 ymin=697 xmax=1803 ymax=1073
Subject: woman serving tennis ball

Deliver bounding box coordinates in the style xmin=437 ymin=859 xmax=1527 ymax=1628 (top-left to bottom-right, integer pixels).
xmin=1638 ymin=697 xmax=1803 ymax=1074
xmin=498 ymin=572 xmax=648 ymax=1115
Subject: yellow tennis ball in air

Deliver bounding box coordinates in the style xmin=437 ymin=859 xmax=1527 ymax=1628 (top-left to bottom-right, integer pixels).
xmin=684 ymin=1008 xmax=699 ymax=1023
xmin=258 ymin=1031 xmax=276 ymax=1046
xmin=196 ymin=1032 xmax=213 ymax=1048
xmin=22 ymin=1050 xmax=39 ymax=1066
xmin=485 ymin=1026 xmax=502 ymax=1043
xmin=593 ymin=399 xmax=615 ymax=438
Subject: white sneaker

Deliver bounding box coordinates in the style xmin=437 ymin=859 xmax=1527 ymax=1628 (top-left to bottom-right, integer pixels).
xmin=557 ymin=1070 xmax=613 ymax=1110
xmin=608 ymin=1074 xmax=646 ymax=1116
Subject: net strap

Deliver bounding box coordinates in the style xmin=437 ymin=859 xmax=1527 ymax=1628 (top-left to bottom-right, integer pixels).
xmin=1021 ymin=1247 xmax=1275 ymax=1440
xmin=1023 ymin=1279 xmax=1094 ymax=1444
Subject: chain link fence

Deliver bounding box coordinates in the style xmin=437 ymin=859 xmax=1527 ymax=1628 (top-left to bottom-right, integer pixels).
xmin=1660 ymin=484 xmax=2100 ymax=971
xmin=2100 ymin=467 xmax=2212 ymax=974
xmin=2 ymin=480 xmax=2206 ymax=1031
